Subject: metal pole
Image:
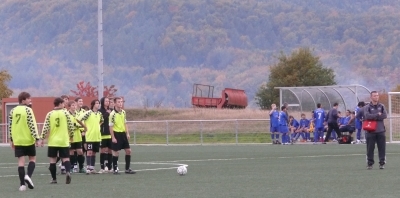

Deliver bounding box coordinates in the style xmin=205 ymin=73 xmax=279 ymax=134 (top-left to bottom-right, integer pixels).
xmin=200 ymin=121 xmax=203 ymax=145
xmin=98 ymin=0 xmax=104 ymax=99
xmin=166 ymin=121 xmax=169 ymax=145
xmin=133 ymin=123 xmax=136 ymax=145
xmin=235 ymin=120 xmax=238 ymax=145
xmin=389 ymin=93 xmax=392 ymax=142
xmin=300 ymin=90 xmax=303 ymax=113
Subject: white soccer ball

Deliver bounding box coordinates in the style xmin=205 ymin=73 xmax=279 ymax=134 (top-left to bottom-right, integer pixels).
xmin=177 ymin=166 xmax=187 ymax=175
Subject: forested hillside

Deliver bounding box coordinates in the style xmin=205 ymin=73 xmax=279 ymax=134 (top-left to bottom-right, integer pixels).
xmin=1 ymin=0 xmax=399 ymax=107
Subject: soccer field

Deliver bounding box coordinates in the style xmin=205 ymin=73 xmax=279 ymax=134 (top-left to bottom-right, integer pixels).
xmin=1 ymin=144 xmax=400 ymax=198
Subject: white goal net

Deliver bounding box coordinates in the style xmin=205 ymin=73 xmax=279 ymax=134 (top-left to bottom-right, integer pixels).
xmin=388 ymin=92 xmax=400 ymax=142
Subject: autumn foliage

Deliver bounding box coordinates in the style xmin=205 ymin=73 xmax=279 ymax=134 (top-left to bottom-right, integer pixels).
xmin=0 ymin=70 xmax=13 ymax=100
xmin=70 ymin=81 xmax=117 ymax=97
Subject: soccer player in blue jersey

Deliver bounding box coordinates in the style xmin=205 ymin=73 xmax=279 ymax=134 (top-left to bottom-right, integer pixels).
xmin=288 ymin=115 xmax=299 ymax=142
xmin=354 ymin=102 xmax=365 ymax=144
xmin=339 ymin=110 xmax=351 ymax=129
xmin=269 ymin=104 xmax=280 ymax=144
xmin=313 ymin=103 xmax=326 ymax=144
xmin=279 ymin=106 xmax=289 ymax=145
xmin=293 ymin=113 xmax=310 ymax=142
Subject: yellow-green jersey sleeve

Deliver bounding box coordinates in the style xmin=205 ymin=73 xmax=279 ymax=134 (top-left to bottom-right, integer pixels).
xmin=9 ymin=106 xmax=39 ymax=146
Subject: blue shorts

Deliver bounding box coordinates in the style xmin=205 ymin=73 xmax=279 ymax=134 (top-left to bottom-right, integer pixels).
xmin=355 ymin=122 xmax=362 ymax=130
xmin=315 ymin=127 xmax=324 ymax=132
xmin=270 ymin=126 xmax=279 ymax=132
xmin=279 ymin=125 xmax=289 ymax=133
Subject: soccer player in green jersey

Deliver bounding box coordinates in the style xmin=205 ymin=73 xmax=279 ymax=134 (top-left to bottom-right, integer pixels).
xmin=59 ymin=95 xmax=69 ymax=174
xmin=110 ymin=97 xmax=136 ymax=174
xmin=67 ymin=101 xmax=87 ymax=173
xmin=99 ymin=97 xmax=113 ymax=173
xmin=9 ymin=92 xmax=40 ymax=191
xmin=41 ymin=97 xmax=75 ymax=184
xmin=78 ymin=99 xmax=103 ymax=174
xmin=73 ymin=97 xmax=86 ymax=172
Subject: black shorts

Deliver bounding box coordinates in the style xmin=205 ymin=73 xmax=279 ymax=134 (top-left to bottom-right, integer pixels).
xmin=48 ymin=147 xmax=69 ymax=158
xmin=112 ymin=132 xmax=130 ymax=151
xmin=101 ymin=138 xmax=112 ymax=149
xmin=86 ymin=142 xmax=100 ymax=153
xmin=14 ymin=144 xmax=36 ymax=158
xmin=70 ymin=142 xmax=82 ymax=150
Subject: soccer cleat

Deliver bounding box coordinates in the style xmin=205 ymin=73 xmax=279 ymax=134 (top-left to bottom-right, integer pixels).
xmin=24 ymin=175 xmax=34 ymax=189
xmin=50 ymin=180 xmax=57 ymax=184
xmin=19 ymin=185 xmax=27 ymax=191
xmin=113 ymin=170 xmax=120 ymax=175
xmin=98 ymin=169 xmax=106 ymax=174
xmin=367 ymin=165 xmax=373 ymax=170
xmin=125 ymin=169 xmax=136 ymax=174
xmin=73 ymin=167 xmax=78 ymax=173
xmin=79 ymin=168 xmax=86 ymax=173
xmin=379 ymin=164 xmax=385 ymax=169
xmin=66 ymin=173 xmax=71 ymax=184
xmin=322 ymin=142 xmax=327 ymax=144
xmin=104 ymin=166 xmax=109 ymax=171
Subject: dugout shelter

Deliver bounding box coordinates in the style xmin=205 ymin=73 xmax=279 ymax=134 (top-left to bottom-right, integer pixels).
xmin=274 ymin=85 xmax=371 ymax=113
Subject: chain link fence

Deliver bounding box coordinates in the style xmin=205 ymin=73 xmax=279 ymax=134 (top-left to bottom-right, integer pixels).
xmin=0 ymin=119 xmax=271 ymax=145
xmin=1 ymin=117 xmax=399 ymax=144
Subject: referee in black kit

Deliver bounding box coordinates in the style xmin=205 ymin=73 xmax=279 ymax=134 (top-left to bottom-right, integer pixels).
xmin=364 ymin=91 xmax=387 ymax=170
xmin=323 ymin=102 xmax=342 ymax=144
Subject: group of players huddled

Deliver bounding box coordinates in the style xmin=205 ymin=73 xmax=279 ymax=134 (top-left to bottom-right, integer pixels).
xmin=269 ymin=102 xmax=366 ymax=145
xmin=9 ymin=92 xmax=135 ymax=191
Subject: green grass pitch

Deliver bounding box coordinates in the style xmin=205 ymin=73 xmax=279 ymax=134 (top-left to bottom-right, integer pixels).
xmin=1 ymin=143 xmax=400 ymax=198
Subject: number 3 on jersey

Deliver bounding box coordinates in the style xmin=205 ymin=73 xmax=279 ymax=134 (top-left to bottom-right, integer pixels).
xmin=55 ymin=118 xmax=60 ymax=127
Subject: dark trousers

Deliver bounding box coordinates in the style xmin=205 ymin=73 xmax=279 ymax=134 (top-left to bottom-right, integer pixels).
xmin=324 ymin=123 xmax=341 ymax=142
xmin=366 ymin=132 xmax=386 ymax=165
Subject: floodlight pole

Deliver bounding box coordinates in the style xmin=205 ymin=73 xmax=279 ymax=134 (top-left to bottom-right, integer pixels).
xmin=98 ymin=0 xmax=104 ymax=100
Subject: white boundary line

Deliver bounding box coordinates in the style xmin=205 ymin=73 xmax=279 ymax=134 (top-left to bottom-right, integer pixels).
xmin=1 ymin=153 xmax=400 ymax=177
xmin=0 ymin=161 xmax=188 ymax=177
xmin=1 ymin=142 xmax=400 ymax=147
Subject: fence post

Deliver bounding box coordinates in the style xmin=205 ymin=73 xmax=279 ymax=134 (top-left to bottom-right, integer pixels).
xmin=133 ymin=122 xmax=136 ymax=145
xmin=200 ymin=121 xmax=203 ymax=145
xmin=166 ymin=121 xmax=169 ymax=145
xmin=389 ymin=93 xmax=392 ymax=142
xmin=5 ymin=123 xmax=8 ymax=144
xmin=235 ymin=119 xmax=238 ymax=145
